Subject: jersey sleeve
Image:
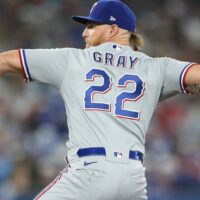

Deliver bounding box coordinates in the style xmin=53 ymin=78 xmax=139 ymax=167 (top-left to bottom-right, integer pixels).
xmin=159 ymin=57 xmax=195 ymax=100
xmin=18 ymin=48 xmax=69 ymax=88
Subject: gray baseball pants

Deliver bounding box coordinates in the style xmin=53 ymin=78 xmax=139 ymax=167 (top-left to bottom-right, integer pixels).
xmin=34 ymin=155 xmax=147 ymax=200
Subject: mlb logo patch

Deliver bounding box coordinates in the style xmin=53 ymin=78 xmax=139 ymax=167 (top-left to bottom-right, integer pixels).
xmin=113 ymin=45 xmax=122 ymax=51
xmin=114 ymin=152 xmax=123 ymax=158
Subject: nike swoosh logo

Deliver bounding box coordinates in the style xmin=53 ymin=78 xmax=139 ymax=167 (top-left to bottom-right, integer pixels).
xmin=84 ymin=161 xmax=97 ymax=166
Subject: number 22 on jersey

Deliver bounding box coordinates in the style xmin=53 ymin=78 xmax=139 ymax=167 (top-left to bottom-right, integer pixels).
xmin=84 ymin=69 xmax=145 ymax=120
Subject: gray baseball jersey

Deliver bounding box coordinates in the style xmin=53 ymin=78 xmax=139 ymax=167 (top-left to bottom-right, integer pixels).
xmin=19 ymin=42 xmax=193 ymax=200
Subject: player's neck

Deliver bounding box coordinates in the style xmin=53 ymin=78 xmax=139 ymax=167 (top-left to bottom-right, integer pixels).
xmin=106 ymin=31 xmax=130 ymax=47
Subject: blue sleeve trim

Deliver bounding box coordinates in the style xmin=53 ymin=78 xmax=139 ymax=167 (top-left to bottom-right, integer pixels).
xmin=179 ymin=63 xmax=194 ymax=94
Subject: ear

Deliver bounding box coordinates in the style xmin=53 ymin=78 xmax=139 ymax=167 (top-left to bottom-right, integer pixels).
xmin=109 ymin=24 xmax=119 ymax=38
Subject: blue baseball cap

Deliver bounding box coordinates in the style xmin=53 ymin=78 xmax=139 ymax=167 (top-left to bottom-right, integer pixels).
xmin=72 ymin=0 xmax=136 ymax=32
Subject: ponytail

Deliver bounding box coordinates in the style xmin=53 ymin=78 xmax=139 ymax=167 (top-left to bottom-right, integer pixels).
xmin=129 ymin=32 xmax=144 ymax=51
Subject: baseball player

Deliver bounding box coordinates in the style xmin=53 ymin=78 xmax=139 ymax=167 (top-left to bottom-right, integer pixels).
xmin=0 ymin=0 xmax=199 ymax=199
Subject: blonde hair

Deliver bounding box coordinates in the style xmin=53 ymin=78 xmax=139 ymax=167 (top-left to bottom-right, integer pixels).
xmin=129 ymin=32 xmax=144 ymax=51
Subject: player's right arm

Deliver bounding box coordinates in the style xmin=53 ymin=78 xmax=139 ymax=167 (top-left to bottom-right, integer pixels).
xmin=0 ymin=48 xmax=77 ymax=88
xmin=0 ymin=50 xmax=21 ymax=74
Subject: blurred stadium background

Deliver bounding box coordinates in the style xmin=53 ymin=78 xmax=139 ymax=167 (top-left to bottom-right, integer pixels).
xmin=0 ymin=0 xmax=200 ymax=199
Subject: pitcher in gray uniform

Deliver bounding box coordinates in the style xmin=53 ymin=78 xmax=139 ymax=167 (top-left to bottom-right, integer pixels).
xmin=0 ymin=0 xmax=200 ymax=200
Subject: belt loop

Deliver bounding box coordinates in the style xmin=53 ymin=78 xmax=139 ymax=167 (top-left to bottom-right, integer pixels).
xmin=129 ymin=151 xmax=143 ymax=163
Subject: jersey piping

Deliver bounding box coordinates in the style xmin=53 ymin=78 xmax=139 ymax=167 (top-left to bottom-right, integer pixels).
xmin=179 ymin=62 xmax=196 ymax=94
xmin=18 ymin=49 xmax=32 ymax=82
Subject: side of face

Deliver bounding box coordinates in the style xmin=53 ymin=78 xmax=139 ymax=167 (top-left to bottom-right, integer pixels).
xmin=82 ymin=23 xmax=113 ymax=48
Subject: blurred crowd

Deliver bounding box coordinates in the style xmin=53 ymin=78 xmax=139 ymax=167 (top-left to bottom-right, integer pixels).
xmin=0 ymin=0 xmax=200 ymax=199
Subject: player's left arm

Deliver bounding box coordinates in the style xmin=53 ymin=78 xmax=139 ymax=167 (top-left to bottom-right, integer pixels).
xmin=185 ymin=64 xmax=200 ymax=94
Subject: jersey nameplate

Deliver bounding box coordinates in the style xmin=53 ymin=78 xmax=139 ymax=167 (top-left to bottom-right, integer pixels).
xmin=93 ymin=52 xmax=139 ymax=69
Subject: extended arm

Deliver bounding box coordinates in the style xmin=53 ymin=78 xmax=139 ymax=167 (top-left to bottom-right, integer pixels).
xmin=185 ymin=64 xmax=200 ymax=94
xmin=0 ymin=50 xmax=21 ymax=75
